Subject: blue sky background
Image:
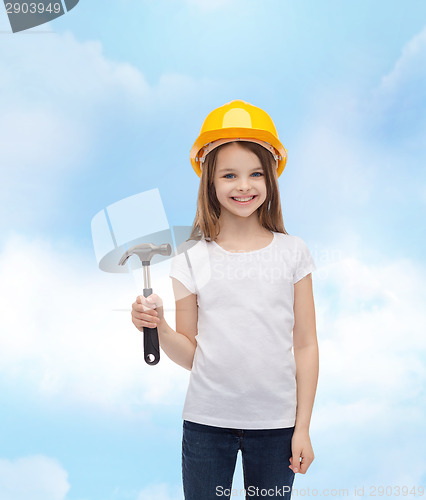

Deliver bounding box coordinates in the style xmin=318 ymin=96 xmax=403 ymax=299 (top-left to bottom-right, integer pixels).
xmin=0 ymin=0 xmax=425 ymax=499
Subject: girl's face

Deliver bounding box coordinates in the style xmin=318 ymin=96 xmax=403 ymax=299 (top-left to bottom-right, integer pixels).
xmin=213 ymin=142 xmax=267 ymax=218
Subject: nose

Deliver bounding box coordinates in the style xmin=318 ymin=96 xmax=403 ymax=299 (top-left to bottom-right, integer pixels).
xmin=236 ymin=176 xmax=253 ymax=191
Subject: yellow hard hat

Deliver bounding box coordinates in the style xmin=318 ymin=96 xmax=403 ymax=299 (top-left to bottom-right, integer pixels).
xmin=190 ymin=99 xmax=287 ymax=177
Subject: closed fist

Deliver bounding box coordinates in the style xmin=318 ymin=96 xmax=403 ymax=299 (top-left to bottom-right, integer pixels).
xmin=131 ymin=294 xmax=164 ymax=331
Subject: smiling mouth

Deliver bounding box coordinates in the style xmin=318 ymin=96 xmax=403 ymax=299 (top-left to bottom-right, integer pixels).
xmin=230 ymin=195 xmax=257 ymax=204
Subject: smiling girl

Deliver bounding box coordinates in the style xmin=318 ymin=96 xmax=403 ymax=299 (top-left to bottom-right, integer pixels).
xmin=131 ymin=99 xmax=319 ymax=499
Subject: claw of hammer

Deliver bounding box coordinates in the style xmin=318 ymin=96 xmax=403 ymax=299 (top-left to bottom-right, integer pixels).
xmin=118 ymin=243 xmax=172 ymax=266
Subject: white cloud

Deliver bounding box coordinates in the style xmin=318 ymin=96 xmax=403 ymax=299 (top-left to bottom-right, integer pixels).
xmin=0 ymin=30 xmax=146 ymax=228
xmin=308 ymin=252 xmax=426 ymax=486
xmin=0 ymin=231 xmax=189 ymax=418
xmin=0 ymin=455 xmax=69 ymax=500
xmin=289 ymin=25 xmax=426 ymax=226
xmin=0 ymin=229 xmax=424 ymax=472
xmin=377 ymin=25 xmax=426 ymax=98
xmin=0 ymin=29 xmax=217 ymax=229
xmin=290 ymin=118 xmax=379 ymax=207
xmin=368 ymin=24 xmax=426 ymax=145
xmin=0 ymin=32 xmax=144 ymax=176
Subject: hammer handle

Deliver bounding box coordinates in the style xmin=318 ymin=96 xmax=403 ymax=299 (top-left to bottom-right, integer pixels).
xmin=143 ymin=288 xmax=160 ymax=365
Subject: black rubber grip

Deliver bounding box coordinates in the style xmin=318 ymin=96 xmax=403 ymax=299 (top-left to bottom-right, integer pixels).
xmin=142 ymin=288 xmax=160 ymax=365
xmin=142 ymin=325 xmax=160 ymax=365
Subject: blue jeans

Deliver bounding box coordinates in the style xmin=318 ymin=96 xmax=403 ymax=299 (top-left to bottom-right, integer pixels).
xmin=182 ymin=420 xmax=295 ymax=499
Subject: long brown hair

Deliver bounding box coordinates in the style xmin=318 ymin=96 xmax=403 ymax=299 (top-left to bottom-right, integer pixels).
xmin=187 ymin=141 xmax=288 ymax=242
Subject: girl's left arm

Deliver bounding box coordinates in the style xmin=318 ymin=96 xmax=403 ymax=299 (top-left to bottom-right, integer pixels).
xmin=290 ymin=273 xmax=319 ymax=473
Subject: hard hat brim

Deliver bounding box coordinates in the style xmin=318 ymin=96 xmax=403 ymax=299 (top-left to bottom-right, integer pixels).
xmin=190 ymin=127 xmax=287 ymax=178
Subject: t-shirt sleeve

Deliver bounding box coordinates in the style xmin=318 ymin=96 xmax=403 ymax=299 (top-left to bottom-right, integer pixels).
xmin=168 ymin=250 xmax=197 ymax=295
xmin=293 ymin=236 xmax=317 ymax=284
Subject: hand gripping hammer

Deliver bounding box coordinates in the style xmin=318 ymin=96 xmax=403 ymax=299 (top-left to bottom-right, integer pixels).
xmin=119 ymin=242 xmax=171 ymax=366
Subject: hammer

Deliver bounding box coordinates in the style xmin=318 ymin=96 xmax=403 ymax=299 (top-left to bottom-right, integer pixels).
xmin=119 ymin=242 xmax=172 ymax=365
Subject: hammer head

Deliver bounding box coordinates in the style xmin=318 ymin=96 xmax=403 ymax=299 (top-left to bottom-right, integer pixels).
xmin=119 ymin=243 xmax=172 ymax=266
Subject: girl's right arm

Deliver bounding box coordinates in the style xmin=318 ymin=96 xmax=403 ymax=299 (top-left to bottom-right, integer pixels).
xmin=131 ymin=280 xmax=198 ymax=371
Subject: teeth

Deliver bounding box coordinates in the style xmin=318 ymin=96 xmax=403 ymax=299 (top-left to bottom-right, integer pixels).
xmin=233 ymin=196 xmax=254 ymax=202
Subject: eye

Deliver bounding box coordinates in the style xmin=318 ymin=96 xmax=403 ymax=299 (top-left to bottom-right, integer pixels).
xmin=223 ymin=172 xmax=263 ymax=179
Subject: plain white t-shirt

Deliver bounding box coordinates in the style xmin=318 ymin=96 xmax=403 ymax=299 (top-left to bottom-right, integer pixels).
xmin=168 ymin=231 xmax=316 ymax=430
